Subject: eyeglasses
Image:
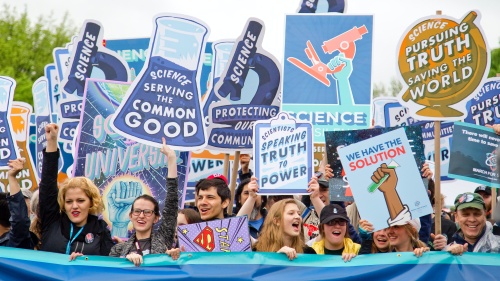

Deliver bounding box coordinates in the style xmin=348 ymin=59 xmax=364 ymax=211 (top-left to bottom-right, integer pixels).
xmin=131 ymin=209 xmax=155 ymax=217
xmin=325 ymin=219 xmax=346 ymax=226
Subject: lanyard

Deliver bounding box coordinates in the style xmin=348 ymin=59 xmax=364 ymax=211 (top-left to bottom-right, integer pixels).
xmin=134 ymin=237 xmax=143 ymax=256
xmin=66 ymin=223 xmax=85 ymax=255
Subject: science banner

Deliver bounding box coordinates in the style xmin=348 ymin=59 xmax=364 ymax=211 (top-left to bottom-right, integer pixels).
xmin=73 ymin=79 xmax=189 ymax=239
xmin=325 ymin=126 xmax=425 ymax=202
xmin=0 ymin=76 xmax=18 ymax=170
xmin=464 ymin=78 xmax=500 ymax=126
xmin=448 ymin=122 xmax=500 ymax=187
xmin=112 ymin=14 xmax=209 ymax=151
xmin=206 ymin=19 xmax=281 ymax=152
xmin=337 ymin=128 xmax=432 ymax=230
xmin=282 ymin=14 xmax=373 ymax=143
xmin=253 ymin=112 xmax=313 ymax=194
xmin=397 ymin=11 xmax=489 ymax=121
xmin=1 ymin=248 xmax=499 ymax=281
xmin=32 ymin=77 xmax=52 ymax=179
xmin=177 ymin=216 xmax=251 ymax=252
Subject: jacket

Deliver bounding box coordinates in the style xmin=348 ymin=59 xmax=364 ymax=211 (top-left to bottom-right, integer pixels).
xmin=449 ymin=221 xmax=500 ymax=253
xmin=39 ymin=149 xmax=113 ymax=256
xmin=312 ymin=237 xmax=360 ymax=255
xmin=109 ymin=177 xmax=178 ymax=257
xmin=0 ymin=191 xmax=35 ymax=249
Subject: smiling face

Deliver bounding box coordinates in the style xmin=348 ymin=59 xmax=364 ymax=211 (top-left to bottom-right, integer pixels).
xmin=64 ymin=187 xmax=92 ymax=227
xmin=373 ymin=229 xmax=389 ymax=251
xmin=386 ymin=225 xmax=412 ymax=250
xmin=457 ymin=207 xmax=486 ymax=244
xmin=130 ymin=198 xmax=159 ymax=237
xmin=280 ymin=203 xmax=302 ymax=240
xmin=197 ymin=186 xmax=229 ymax=221
xmin=322 ymin=219 xmax=347 ymax=250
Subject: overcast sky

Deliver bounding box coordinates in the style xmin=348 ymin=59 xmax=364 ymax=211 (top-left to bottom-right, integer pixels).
xmin=3 ymin=0 xmax=500 ymax=86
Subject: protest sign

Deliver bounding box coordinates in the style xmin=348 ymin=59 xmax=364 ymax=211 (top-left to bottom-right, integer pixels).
xmin=448 ymin=122 xmax=500 ymax=187
xmin=112 ymin=14 xmax=209 ymax=151
xmin=325 ymin=126 xmax=425 ymax=202
xmin=282 ymin=14 xmax=373 ymax=142
xmin=338 ymin=128 xmax=432 ymax=230
xmin=177 ymin=216 xmax=251 ymax=252
xmin=253 ymin=112 xmax=312 ymax=194
xmin=206 ymin=19 xmax=281 ymax=152
xmin=397 ymin=11 xmax=489 ymax=121
xmin=0 ymin=77 xmax=19 ymax=170
xmin=464 ymin=78 xmax=500 ymax=126
xmin=32 ymin=77 xmax=52 ymax=178
xmin=297 ymin=0 xmax=346 ymax=13
xmin=73 ymin=79 xmax=189 ymax=238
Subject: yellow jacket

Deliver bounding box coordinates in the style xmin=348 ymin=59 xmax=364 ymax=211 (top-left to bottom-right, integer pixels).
xmin=312 ymin=237 xmax=360 ymax=255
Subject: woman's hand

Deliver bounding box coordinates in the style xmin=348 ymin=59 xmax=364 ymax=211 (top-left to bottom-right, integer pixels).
xmin=126 ymin=253 xmax=143 ymax=266
xmin=166 ymin=248 xmax=181 ymax=260
xmin=277 ymin=246 xmax=298 ymax=261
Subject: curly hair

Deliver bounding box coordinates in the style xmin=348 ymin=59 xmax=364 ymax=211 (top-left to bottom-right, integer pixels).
xmin=57 ymin=177 xmax=104 ymax=215
xmin=255 ymin=199 xmax=305 ymax=253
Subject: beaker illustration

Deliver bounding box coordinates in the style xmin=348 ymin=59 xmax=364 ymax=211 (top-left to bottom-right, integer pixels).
xmin=112 ymin=15 xmax=209 ymax=150
xmin=8 ymin=102 xmax=38 ymax=190
xmin=202 ymin=41 xmax=234 ymax=127
xmin=0 ymin=77 xmax=18 ymax=168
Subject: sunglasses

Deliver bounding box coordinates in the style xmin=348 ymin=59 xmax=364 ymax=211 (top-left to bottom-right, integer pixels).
xmin=325 ymin=219 xmax=347 ymax=226
xmin=131 ymin=208 xmax=155 ymax=217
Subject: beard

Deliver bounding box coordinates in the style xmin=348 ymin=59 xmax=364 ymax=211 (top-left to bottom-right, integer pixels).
xmin=250 ymin=206 xmax=260 ymax=221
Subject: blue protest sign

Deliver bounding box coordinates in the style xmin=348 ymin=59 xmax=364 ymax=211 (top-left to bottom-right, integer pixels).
xmin=104 ymin=37 xmax=149 ymax=80
xmin=464 ymin=78 xmax=500 ymax=126
xmin=44 ymin=64 xmax=60 ymax=120
xmin=32 ymin=77 xmax=52 ymax=178
xmin=73 ymin=79 xmax=189 ymax=238
xmin=297 ymin=0 xmax=346 ymax=13
xmin=372 ymin=97 xmax=424 ymax=128
xmin=111 ymin=14 xmax=209 ymax=151
xmin=185 ymin=158 xmax=231 ymax=203
xmin=253 ymin=112 xmax=313 ymax=194
xmin=0 ymin=77 xmax=19 ymax=170
xmin=338 ymin=128 xmax=432 ymax=230
xmin=448 ymin=122 xmax=500 ymax=187
xmin=206 ymin=18 xmax=281 ymax=152
xmin=282 ymin=15 xmax=373 ymax=143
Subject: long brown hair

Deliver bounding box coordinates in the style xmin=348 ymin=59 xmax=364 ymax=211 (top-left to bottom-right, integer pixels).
xmin=255 ymin=199 xmax=305 ymax=253
xmin=390 ymin=224 xmax=426 ymax=251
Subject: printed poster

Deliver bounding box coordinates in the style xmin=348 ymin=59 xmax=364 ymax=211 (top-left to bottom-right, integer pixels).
xmin=464 ymin=78 xmax=500 ymax=126
xmin=448 ymin=122 xmax=500 ymax=187
xmin=177 ymin=216 xmax=251 ymax=252
xmin=73 ymin=79 xmax=189 ymax=238
xmin=253 ymin=112 xmax=312 ymax=194
xmin=0 ymin=77 xmax=19 ymax=171
xmin=282 ymin=14 xmax=373 ymax=143
xmin=338 ymin=128 xmax=432 ymax=230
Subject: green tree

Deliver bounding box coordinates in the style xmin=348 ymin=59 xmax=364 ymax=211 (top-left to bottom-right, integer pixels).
xmin=372 ymin=77 xmax=402 ymax=98
xmin=0 ymin=5 xmax=76 ymax=106
xmin=488 ymin=45 xmax=500 ymax=77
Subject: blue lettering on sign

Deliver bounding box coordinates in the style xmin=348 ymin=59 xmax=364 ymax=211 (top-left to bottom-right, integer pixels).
xmin=60 ymin=100 xmax=83 ymax=119
xmin=60 ymin=122 xmax=80 ymax=141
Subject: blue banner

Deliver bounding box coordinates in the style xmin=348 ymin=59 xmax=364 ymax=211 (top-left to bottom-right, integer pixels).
xmin=1 ymin=248 xmax=500 ymax=280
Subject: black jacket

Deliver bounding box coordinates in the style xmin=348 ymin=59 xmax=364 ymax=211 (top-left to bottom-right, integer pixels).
xmin=39 ymin=149 xmax=113 ymax=256
xmin=0 ymin=191 xmax=35 ymax=249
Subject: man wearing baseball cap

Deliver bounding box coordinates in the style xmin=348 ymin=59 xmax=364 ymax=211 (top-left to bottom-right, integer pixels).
xmin=474 ymin=185 xmax=492 ymax=219
xmin=445 ymin=192 xmax=500 ymax=254
xmin=195 ymin=174 xmax=232 ymax=221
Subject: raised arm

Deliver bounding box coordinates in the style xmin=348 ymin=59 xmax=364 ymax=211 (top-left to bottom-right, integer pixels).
xmin=6 ymin=158 xmax=33 ymax=249
xmin=157 ymin=137 xmax=178 ymax=249
xmin=39 ymin=123 xmax=61 ymax=233
xmin=236 ymin=176 xmax=259 ymax=217
xmin=307 ymin=176 xmax=325 ymax=214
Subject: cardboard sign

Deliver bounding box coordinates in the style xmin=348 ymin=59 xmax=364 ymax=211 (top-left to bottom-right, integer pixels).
xmin=282 ymin=14 xmax=373 ymax=143
xmin=177 ymin=216 xmax=251 ymax=252
xmin=73 ymin=79 xmax=190 ymax=238
xmin=297 ymin=0 xmax=347 ymax=13
xmin=253 ymin=112 xmax=313 ymax=194
xmin=206 ymin=18 xmax=281 ymax=152
xmin=338 ymin=128 xmax=432 ymax=230
xmin=32 ymin=77 xmax=52 ymax=178
xmin=0 ymin=77 xmax=19 ymax=170
xmin=464 ymin=78 xmax=500 ymax=126
xmin=372 ymin=97 xmax=424 ymax=128
xmin=397 ymin=11 xmax=490 ymax=120
xmin=0 ymin=102 xmax=38 ymax=192
xmin=448 ymin=122 xmax=500 ymax=187
xmin=421 ymin=121 xmax=454 ymax=180
xmin=112 ymin=14 xmax=209 ymax=151
xmin=325 ymin=126 xmax=425 ymax=202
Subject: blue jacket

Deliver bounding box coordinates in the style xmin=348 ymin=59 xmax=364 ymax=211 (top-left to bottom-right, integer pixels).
xmin=0 ymin=191 xmax=35 ymax=249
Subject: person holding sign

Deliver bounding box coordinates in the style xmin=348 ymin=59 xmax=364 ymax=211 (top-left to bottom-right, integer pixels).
xmin=39 ymin=124 xmax=114 ymax=260
xmin=235 ymin=178 xmax=267 ymax=239
xmin=445 ymin=192 xmax=500 ymax=254
xmin=109 ymin=138 xmax=180 ymax=266
xmin=255 ymin=198 xmax=316 ymax=260
xmin=311 ymin=204 xmax=360 ymax=262
xmin=386 ymin=219 xmax=429 ymax=257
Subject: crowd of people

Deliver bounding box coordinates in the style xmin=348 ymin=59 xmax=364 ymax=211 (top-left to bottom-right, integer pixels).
xmin=1 ymin=123 xmax=500 ymax=270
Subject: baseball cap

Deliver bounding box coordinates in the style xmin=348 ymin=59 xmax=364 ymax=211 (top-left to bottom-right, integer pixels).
xmin=454 ymin=192 xmax=485 ymax=211
xmin=320 ymin=204 xmax=349 ymax=224
xmin=318 ymin=180 xmax=329 ymax=189
xmin=21 ymin=188 xmax=32 ymax=199
xmin=474 ymin=185 xmax=491 ymax=196
xmin=206 ymin=173 xmax=229 ymax=185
